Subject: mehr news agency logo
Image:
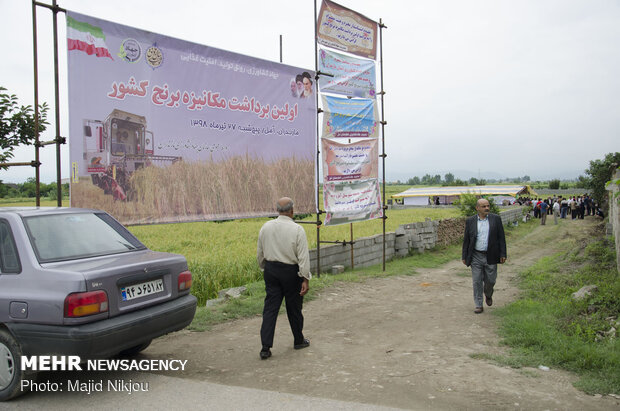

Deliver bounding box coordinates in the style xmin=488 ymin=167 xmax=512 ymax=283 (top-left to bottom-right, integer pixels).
xmin=19 ymin=355 xmax=187 ymax=395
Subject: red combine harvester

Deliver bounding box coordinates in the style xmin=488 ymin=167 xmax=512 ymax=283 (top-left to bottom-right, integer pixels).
xmin=83 ymin=109 xmax=180 ymax=200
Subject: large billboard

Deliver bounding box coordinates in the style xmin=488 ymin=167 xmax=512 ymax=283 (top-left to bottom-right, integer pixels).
xmin=67 ymin=11 xmax=317 ymax=224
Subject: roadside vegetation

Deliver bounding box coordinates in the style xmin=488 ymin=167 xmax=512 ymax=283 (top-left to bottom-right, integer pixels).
xmin=489 ymin=224 xmax=619 ymax=395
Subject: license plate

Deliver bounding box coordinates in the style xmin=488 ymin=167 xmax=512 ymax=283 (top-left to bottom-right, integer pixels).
xmin=121 ymin=279 xmax=164 ymax=301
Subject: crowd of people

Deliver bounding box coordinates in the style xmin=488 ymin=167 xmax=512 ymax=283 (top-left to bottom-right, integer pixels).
xmin=517 ymin=195 xmax=604 ymax=225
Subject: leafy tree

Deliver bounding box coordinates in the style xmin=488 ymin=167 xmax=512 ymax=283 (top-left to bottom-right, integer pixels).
xmin=407 ymin=176 xmax=420 ymax=185
xmin=45 ymin=182 xmax=69 ymax=200
xmin=575 ymin=175 xmax=589 ymax=189
xmin=522 ymin=175 xmax=531 ymax=182
xmin=584 ymin=152 xmax=620 ymax=205
xmin=548 ymin=179 xmax=560 ymax=189
xmin=19 ymin=177 xmax=38 ymax=197
xmin=454 ymin=192 xmax=500 ymax=217
xmin=0 ymin=86 xmax=49 ymax=168
xmin=468 ymin=177 xmax=486 ymax=185
xmin=444 ymin=172 xmax=455 ymax=184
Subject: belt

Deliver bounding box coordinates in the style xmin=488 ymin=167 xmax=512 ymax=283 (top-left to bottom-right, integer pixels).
xmin=265 ymin=260 xmax=299 ymax=269
xmin=474 ymin=249 xmax=487 ymax=254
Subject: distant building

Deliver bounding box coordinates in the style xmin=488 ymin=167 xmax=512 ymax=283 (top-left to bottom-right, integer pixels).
xmin=392 ymin=185 xmax=537 ymax=206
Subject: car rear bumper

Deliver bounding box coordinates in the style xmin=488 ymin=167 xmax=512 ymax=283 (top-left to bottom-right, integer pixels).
xmin=7 ymin=294 xmax=197 ymax=358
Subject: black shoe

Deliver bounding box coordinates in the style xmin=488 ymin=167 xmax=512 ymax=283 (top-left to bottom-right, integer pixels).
xmin=259 ymin=348 xmax=271 ymax=360
xmin=485 ymin=295 xmax=493 ymax=306
xmin=294 ymin=338 xmax=310 ymax=350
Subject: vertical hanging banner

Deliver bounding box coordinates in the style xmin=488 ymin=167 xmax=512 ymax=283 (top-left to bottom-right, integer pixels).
xmin=318 ymin=48 xmax=376 ymax=98
xmin=322 ymin=95 xmax=379 ymax=139
xmin=322 ymin=138 xmax=378 ymax=182
xmin=66 ymin=12 xmax=317 ymax=224
xmin=323 ymin=179 xmax=383 ymax=226
xmin=316 ymin=0 xmax=378 ymax=60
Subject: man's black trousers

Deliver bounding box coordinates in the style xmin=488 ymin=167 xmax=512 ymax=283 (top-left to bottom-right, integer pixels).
xmin=260 ymin=261 xmax=305 ymax=348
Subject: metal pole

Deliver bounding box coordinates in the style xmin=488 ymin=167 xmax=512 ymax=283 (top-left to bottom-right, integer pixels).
xmin=313 ymin=0 xmax=321 ymax=277
xmin=279 ymin=34 xmax=283 ymax=63
xmin=349 ymin=136 xmax=354 ymax=269
xmin=32 ymin=0 xmax=41 ymax=206
xmin=379 ymin=18 xmax=387 ymax=271
xmin=350 ymin=223 xmax=354 ymax=269
xmin=52 ymin=0 xmax=62 ymax=206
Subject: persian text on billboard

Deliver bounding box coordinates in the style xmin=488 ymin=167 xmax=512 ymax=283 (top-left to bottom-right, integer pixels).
xmin=321 ymin=138 xmax=378 ymax=182
xmin=318 ymin=48 xmax=376 ymax=99
xmin=323 ymin=179 xmax=383 ymax=226
xmin=316 ymin=0 xmax=378 ymax=60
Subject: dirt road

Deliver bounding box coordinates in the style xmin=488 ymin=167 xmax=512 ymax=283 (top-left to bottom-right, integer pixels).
xmin=146 ymin=217 xmax=618 ymax=410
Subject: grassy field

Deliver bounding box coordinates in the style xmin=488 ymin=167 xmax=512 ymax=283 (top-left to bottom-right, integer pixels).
xmin=0 ymin=198 xmax=68 ymax=206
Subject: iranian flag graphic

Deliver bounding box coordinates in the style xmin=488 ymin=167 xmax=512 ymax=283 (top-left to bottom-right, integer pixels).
xmin=67 ymin=14 xmax=113 ymax=60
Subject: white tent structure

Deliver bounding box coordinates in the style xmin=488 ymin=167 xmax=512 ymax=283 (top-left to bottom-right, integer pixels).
xmin=392 ymin=185 xmax=537 ymax=206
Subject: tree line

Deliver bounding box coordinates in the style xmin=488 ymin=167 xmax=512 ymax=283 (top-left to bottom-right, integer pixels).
xmin=402 ymin=173 xmax=532 ymax=187
xmin=0 ymin=178 xmax=69 ymax=200
xmin=400 ymin=153 xmax=619 ymax=206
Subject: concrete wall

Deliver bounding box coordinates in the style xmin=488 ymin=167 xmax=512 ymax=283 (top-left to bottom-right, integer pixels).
xmin=607 ymin=169 xmax=620 ymax=273
xmin=310 ymin=207 xmax=525 ymax=274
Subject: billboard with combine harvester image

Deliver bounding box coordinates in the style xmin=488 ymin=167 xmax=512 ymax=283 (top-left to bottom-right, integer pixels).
xmin=67 ymin=11 xmax=317 ymax=224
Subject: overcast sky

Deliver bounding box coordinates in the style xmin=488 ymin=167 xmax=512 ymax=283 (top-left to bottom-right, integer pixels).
xmin=1 ymin=0 xmax=618 ymax=183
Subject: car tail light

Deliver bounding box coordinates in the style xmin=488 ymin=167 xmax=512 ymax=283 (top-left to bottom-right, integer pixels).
xmin=178 ymin=271 xmax=192 ymax=292
xmin=64 ymin=290 xmax=109 ymax=318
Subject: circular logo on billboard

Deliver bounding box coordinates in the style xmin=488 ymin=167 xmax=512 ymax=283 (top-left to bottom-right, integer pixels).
xmin=145 ymin=46 xmax=164 ymax=69
xmin=119 ymin=38 xmax=141 ymax=63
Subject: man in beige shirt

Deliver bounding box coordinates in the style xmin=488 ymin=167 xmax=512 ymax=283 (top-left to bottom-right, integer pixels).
xmin=257 ymin=197 xmax=311 ymax=359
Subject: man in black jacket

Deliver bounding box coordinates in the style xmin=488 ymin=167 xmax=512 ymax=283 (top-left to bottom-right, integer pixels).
xmin=462 ymin=199 xmax=507 ymax=313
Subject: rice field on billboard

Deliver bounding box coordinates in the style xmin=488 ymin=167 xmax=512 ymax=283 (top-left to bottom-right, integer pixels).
xmin=71 ymin=155 xmax=315 ymax=224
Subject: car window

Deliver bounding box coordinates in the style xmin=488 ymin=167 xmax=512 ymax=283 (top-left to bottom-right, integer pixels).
xmin=23 ymin=212 xmax=146 ymax=263
xmin=0 ymin=219 xmax=21 ymax=273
